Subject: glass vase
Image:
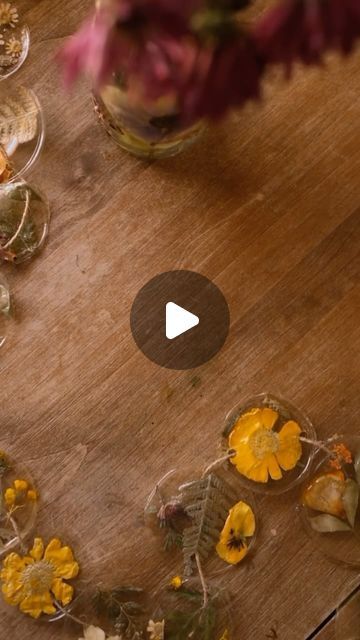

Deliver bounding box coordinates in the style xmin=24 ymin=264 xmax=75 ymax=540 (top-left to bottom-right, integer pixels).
xmin=93 ymin=78 xmax=205 ymax=160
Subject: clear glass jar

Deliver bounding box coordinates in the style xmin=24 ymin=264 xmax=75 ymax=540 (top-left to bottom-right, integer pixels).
xmin=93 ymin=79 xmax=205 ymax=160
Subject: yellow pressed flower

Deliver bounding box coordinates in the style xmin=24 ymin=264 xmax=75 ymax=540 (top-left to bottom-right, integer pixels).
xmin=14 ymin=479 xmax=28 ymax=492
xmin=216 ymin=501 xmax=255 ymax=565
xmin=229 ymin=407 xmax=302 ymax=483
xmin=219 ymin=631 xmax=230 ymax=640
xmin=170 ymin=575 xmax=183 ymax=590
xmin=0 ymin=2 xmax=18 ymax=28
xmin=0 ymin=537 xmax=79 ymax=618
xmin=4 ymin=479 xmax=37 ymax=509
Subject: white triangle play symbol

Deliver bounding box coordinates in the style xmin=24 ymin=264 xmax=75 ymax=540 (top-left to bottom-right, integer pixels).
xmin=166 ymin=302 xmax=199 ymax=340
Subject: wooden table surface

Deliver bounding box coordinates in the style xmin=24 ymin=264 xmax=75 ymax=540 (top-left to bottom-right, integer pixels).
xmin=1 ymin=1 xmax=360 ymax=639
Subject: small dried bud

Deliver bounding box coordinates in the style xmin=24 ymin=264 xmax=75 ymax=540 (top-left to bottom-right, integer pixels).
xmin=0 ymin=451 xmax=10 ymax=476
xmin=157 ymin=501 xmax=184 ymax=526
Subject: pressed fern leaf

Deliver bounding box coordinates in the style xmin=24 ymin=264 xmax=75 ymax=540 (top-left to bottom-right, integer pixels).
xmin=0 ymin=87 xmax=38 ymax=146
xmin=179 ymin=473 xmax=238 ymax=575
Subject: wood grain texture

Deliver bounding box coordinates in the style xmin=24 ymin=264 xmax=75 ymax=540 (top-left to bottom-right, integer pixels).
xmin=1 ymin=1 xmax=360 ymax=639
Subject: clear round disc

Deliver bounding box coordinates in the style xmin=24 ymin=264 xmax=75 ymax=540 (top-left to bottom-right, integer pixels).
xmin=223 ymin=392 xmax=316 ymax=495
xmin=298 ymin=435 xmax=360 ymax=568
xmin=144 ymin=463 xmax=257 ymax=579
xmin=0 ymin=81 xmax=44 ymax=183
xmin=0 ymin=180 xmax=50 ymax=263
xmin=0 ymin=25 xmax=30 ymax=79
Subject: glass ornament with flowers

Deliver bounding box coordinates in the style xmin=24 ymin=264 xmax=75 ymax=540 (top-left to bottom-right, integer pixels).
xmin=299 ymin=435 xmax=360 ymax=568
xmin=60 ymin=0 xmax=360 ymax=159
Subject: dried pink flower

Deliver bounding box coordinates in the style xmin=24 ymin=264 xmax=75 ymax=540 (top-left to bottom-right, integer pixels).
xmin=59 ymin=0 xmax=201 ymax=89
xmin=255 ymin=0 xmax=360 ymax=74
xmin=180 ymin=35 xmax=263 ymax=121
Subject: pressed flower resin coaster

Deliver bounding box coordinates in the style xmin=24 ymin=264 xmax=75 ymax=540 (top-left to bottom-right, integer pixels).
xmin=223 ymin=393 xmax=317 ymax=495
xmin=0 ymin=182 xmax=50 ymax=263
xmin=0 ymin=83 xmax=45 ymax=185
xmin=149 ymin=575 xmax=233 ymax=640
xmin=0 ymin=3 xmax=30 ymax=78
xmin=299 ymin=435 xmax=360 ymax=567
xmin=144 ymin=465 xmax=257 ymax=578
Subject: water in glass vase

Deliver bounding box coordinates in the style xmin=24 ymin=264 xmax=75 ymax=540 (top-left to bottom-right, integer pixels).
xmin=93 ymin=76 xmax=205 ymax=160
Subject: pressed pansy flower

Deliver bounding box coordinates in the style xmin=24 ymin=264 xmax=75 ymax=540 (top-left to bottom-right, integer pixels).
xmin=4 ymin=478 xmax=37 ymax=510
xmin=0 ymin=2 xmax=19 ymax=28
xmin=5 ymin=34 xmax=22 ymax=59
xmin=1 ymin=537 xmax=79 ymax=618
xmin=79 ymin=626 xmax=121 ymax=640
xmin=216 ymin=500 xmax=255 ymax=565
xmin=229 ymin=407 xmax=302 ymax=483
xmin=147 ymin=619 xmax=165 ymax=640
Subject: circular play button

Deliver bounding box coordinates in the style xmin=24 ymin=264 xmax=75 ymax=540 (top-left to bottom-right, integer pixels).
xmin=130 ymin=270 xmax=230 ymax=370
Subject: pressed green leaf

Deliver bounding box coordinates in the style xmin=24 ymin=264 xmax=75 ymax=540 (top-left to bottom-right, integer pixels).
xmin=343 ymin=479 xmax=359 ymax=527
xmin=310 ymin=514 xmax=352 ymax=533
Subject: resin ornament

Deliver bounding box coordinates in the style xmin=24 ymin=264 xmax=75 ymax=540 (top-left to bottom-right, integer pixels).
xmin=299 ymin=435 xmax=360 ymax=567
xmin=223 ymin=393 xmax=316 ymax=495
xmin=0 ymin=3 xmax=30 ymax=79
xmin=150 ymin=575 xmax=234 ymax=640
xmin=0 ymin=181 xmax=49 ymax=262
xmin=0 ymin=83 xmax=45 ymax=183
xmin=144 ymin=465 xmax=257 ymax=578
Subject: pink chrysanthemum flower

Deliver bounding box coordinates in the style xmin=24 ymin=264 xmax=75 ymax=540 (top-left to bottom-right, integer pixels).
xmin=255 ymin=0 xmax=360 ymax=74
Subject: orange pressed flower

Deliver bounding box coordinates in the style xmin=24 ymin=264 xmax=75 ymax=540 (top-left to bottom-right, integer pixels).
xmin=329 ymin=443 xmax=353 ymax=470
xmin=302 ymin=471 xmax=347 ymax=518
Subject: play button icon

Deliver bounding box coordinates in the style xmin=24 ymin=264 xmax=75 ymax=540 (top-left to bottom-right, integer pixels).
xmin=130 ymin=270 xmax=230 ymax=370
xmin=166 ymin=302 xmax=199 ymax=340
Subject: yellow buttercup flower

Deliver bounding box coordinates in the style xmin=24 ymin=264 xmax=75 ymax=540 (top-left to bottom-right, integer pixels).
xmin=216 ymin=501 xmax=255 ymax=565
xmin=4 ymin=478 xmax=38 ymax=509
xmin=229 ymin=407 xmax=302 ymax=483
xmin=170 ymin=575 xmax=183 ymax=590
xmin=1 ymin=537 xmax=79 ymax=618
